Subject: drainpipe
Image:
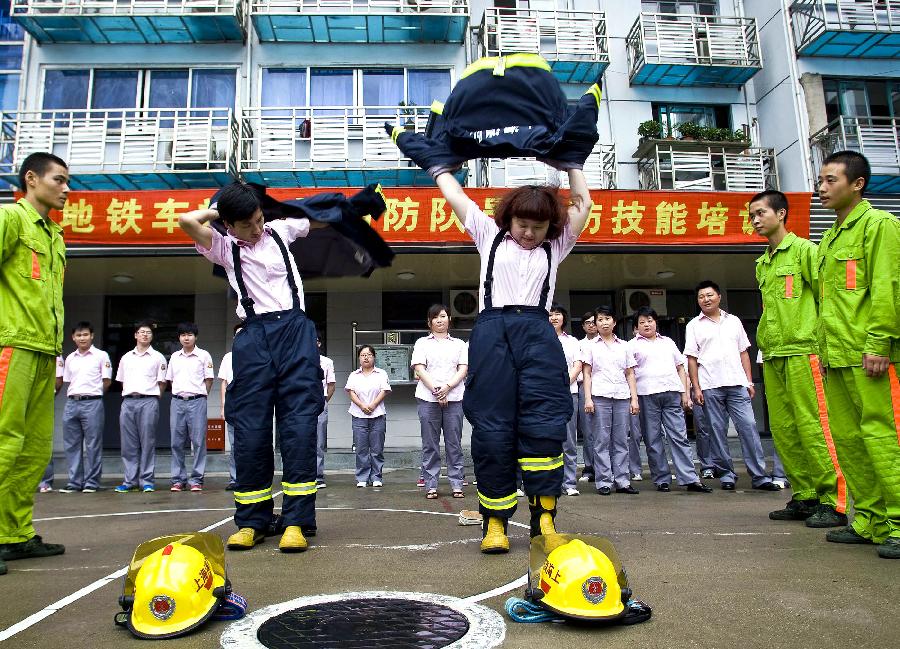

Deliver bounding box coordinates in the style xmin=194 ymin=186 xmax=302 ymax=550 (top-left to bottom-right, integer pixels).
xmin=780 ymin=0 xmax=813 ymax=190
xmin=734 ymin=0 xmax=754 ymax=143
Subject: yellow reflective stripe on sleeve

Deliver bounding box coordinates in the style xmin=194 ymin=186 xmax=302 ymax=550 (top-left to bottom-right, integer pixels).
xmin=391 ymin=126 xmax=403 ymax=143
xmin=584 ymin=83 xmax=602 ymax=109
xmin=234 ymin=486 xmax=273 ymax=505
xmin=518 ymin=455 xmax=564 ymax=472
xmin=461 ymin=53 xmax=551 ymax=79
xmin=282 ymin=481 xmax=317 ymax=496
xmin=478 ymin=491 xmax=518 ymax=511
xmin=430 ymin=100 xmax=444 ymax=115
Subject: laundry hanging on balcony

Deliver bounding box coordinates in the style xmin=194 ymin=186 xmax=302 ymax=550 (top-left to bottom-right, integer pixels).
xmin=209 ymin=183 xmax=394 ymax=279
xmin=386 ymin=53 xmax=601 ymax=173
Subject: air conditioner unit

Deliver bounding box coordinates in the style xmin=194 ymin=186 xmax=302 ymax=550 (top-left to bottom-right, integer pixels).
xmin=622 ymin=288 xmax=667 ymax=317
xmin=449 ymin=289 xmax=479 ymax=319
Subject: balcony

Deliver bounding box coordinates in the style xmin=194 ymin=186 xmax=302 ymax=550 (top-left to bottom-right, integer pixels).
xmin=0 ymin=108 xmax=237 ymax=190
xmin=626 ymin=12 xmax=761 ymax=87
xmin=250 ymin=0 xmax=468 ymax=43
xmin=477 ymin=8 xmax=608 ymax=84
xmin=810 ymin=116 xmax=900 ymax=192
xmin=634 ymin=139 xmax=777 ymax=191
xmin=480 ymin=144 xmax=616 ymax=189
xmin=239 ymin=105 xmax=467 ymax=187
xmin=791 ymin=1 xmax=900 ymax=58
xmin=11 ymin=0 xmax=245 ymax=44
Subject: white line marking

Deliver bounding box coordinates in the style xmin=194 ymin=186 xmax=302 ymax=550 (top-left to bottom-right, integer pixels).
xmin=34 ymin=507 xmax=234 ymax=523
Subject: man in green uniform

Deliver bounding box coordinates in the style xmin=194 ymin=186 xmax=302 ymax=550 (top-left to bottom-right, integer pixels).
xmin=750 ymin=189 xmax=847 ymax=528
xmin=0 ymin=152 xmax=69 ymax=576
xmin=816 ymin=151 xmax=900 ymax=559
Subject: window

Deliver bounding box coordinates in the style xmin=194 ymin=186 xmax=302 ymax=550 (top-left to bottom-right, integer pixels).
xmin=642 ymin=1 xmax=718 ymax=14
xmin=652 ymin=103 xmax=730 ymax=135
xmin=823 ymin=78 xmax=900 ymax=123
xmin=0 ymin=73 xmax=16 ymax=110
xmin=382 ymin=291 xmax=443 ymax=330
xmin=310 ymin=68 xmax=353 ymax=116
xmin=261 ymin=69 xmax=307 ymax=107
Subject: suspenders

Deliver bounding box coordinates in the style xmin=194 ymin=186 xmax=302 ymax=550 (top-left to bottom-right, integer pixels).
xmin=230 ymin=228 xmax=300 ymax=319
xmin=483 ymin=229 xmax=552 ymax=310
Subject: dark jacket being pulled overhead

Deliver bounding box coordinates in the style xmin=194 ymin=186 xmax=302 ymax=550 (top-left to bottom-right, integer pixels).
xmin=386 ymin=54 xmax=602 ymax=171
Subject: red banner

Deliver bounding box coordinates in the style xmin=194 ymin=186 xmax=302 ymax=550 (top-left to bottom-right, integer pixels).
xmin=35 ymin=188 xmax=811 ymax=246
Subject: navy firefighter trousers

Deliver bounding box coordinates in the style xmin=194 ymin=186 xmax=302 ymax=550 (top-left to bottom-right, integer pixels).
xmin=226 ymin=306 xmax=324 ymax=531
xmin=464 ymin=306 xmax=572 ymax=520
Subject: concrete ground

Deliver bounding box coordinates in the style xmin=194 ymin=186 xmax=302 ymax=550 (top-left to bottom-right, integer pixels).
xmin=2 ymin=467 xmax=897 ymax=649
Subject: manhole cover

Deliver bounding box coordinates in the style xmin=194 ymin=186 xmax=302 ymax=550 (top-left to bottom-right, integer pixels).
xmin=256 ymin=598 xmax=470 ymax=649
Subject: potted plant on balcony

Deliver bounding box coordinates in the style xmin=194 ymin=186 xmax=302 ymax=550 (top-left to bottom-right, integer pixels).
xmin=637 ymin=119 xmax=664 ymax=141
xmin=676 ymin=121 xmax=703 ymax=141
xmin=398 ymin=101 xmax=416 ymax=130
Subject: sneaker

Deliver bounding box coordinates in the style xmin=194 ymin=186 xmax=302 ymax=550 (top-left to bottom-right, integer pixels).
xmin=356 ymin=482 xmax=366 ymax=488
xmin=316 ymin=479 xmax=327 ymax=489
xmin=170 ymin=483 xmax=184 ymax=492
xmin=877 ymin=537 xmax=900 ymax=559
xmin=57 ymin=486 xmax=80 ymax=494
xmin=700 ymin=469 xmax=715 ymax=480
xmin=416 ymin=477 xmax=426 ymax=488
xmin=772 ymin=479 xmax=789 ymax=490
xmin=142 ymin=485 xmax=155 ymax=493
xmin=577 ymin=475 xmax=590 ymax=483
xmin=114 ymin=484 xmax=136 ymax=493
xmin=0 ymin=535 xmax=65 ymax=561
xmin=753 ymin=482 xmax=782 ymax=491
xmin=565 ymin=488 xmax=580 ymax=496
xmin=81 ymin=487 xmax=97 ymax=493
xmin=462 ymin=480 xmax=469 ymax=486
xmin=805 ymin=504 xmax=849 ymax=528
xmin=630 ymin=473 xmax=643 ymax=482
xmin=516 ymin=488 xmax=526 ymax=497
xmin=769 ymin=498 xmax=817 ymax=521
xmin=372 ymin=480 xmax=383 ymax=488
xmin=825 ymin=526 xmax=873 ymax=544
xmin=38 ymin=485 xmax=52 ymax=493
xmin=597 ymin=486 xmax=612 ymax=495
xmin=189 ymin=484 xmax=203 ymax=492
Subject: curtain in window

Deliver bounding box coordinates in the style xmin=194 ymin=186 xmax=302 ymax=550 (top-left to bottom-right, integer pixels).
xmin=362 ymin=69 xmax=402 ymax=116
xmin=42 ymin=70 xmax=89 ymax=110
xmin=261 ymin=69 xmax=307 ymax=108
xmin=408 ymin=70 xmax=450 ymax=107
xmin=310 ymin=69 xmax=353 ymax=117
xmin=191 ymin=69 xmax=236 ymax=108
xmin=148 ymin=70 xmax=188 ymax=128
xmin=0 ymin=73 xmax=18 ymax=111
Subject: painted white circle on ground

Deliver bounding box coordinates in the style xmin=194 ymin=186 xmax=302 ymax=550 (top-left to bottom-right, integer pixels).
xmin=219 ymin=591 xmax=506 ymax=649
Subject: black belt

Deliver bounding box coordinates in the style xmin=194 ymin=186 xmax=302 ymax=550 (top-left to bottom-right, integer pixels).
xmin=68 ymin=395 xmax=101 ymax=401
xmin=173 ymin=394 xmax=206 ymax=401
xmin=123 ymin=394 xmax=155 ymax=399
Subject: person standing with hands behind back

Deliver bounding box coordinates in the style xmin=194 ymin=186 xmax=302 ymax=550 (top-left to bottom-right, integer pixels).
xmin=346 ymin=345 xmax=391 ymax=489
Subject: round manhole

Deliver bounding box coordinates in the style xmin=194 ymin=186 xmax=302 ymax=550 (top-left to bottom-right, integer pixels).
xmin=256 ymin=598 xmax=469 ymax=649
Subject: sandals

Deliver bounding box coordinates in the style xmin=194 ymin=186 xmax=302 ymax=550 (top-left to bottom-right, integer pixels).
xmin=426 ymin=489 xmax=439 ymax=499
xmin=452 ymin=490 xmax=465 ymax=499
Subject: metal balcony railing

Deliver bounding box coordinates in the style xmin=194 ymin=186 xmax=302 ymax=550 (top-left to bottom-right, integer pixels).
xmin=810 ymin=115 xmax=900 ymax=176
xmin=239 ymin=105 xmax=438 ymax=172
xmin=479 ymin=8 xmax=608 ymax=67
xmin=0 ymin=107 xmax=237 ymax=180
xmin=12 ymin=0 xmax=241 ymax=17
xmin=626 ymin=12 xmax=761 ymax=85
xmin=480 ymin=144 xmax=616 ymax=190
xmin=791 ymin=1 xmax=900 ymax=55
xmin=636 ymin=141 xmax=777 ymax=192
xmin=251 ymin=0 xmax=468 ymax=15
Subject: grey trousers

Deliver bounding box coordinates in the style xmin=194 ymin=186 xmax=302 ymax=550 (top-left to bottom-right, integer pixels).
xmin=120 ymin=397 xmax=159 ymax=487
xmin=577 ymin=386 xmax=595 ymax=476
xmin=590 ymin=396 xmax=631 ymax=489
xmin=628 ymin=412 xmax=644 ymax=476
xmin=702 ymin=386 xmax=772 ymax=487
xmin=561 ymin=394 xmax=579 ymax=491
xmin=693 ymin=401 xmax=714 ymax=471
xmin=39 ymin=460 xmax=54 ymax=489
xmin=316 ymin=405 xmax=328 ymax=480
xmin=62 ymin=398 xmax=105 ymax=489
xmin=640 ymin=391 xmax=700 ymax=486
xmin=352 ymin=415 xmax=386 ymax=483
xmin=170 ymin=396 xmax=207 ymax=486
xmin=226 ymin=422 xmax=236 ymax=483
xmin=417 ymin=399 xmax=464 ymax=491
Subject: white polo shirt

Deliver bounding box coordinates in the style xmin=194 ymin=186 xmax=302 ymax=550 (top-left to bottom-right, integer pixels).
xmin=628 ymin=334 xmax=687 ymax=396
xmin=345 ymin=367 xmax=391 ymax=418
xmin=218 ymin=351 xmax=233 ymax=384
xmin=320 ymin=354 xmax=336 ymax=397
xmin=411 ymin=334 xmax=468 ymax=402
xmin=683 ymin=310 xmax=752 ymax=390
xmin=166 ymin=346 xmax=215 ymax=397
xmin=582 ymin=335 xmax=636 ymax=400
xmin=558 ymin=332 xmax=583 ymax=395
xmin=62 ymin=345 xmax=112 ymax=397
xmin=116 ymin=347 xmax=167 ymax=396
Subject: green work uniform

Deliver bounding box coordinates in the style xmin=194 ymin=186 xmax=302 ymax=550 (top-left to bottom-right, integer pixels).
xmin=0 ymin=199 xmax=66 ymax=544
xmin=817 ymin=200 xmax=900 ymax=543
xmin=756 ymin=232 xmax=846 ymax=512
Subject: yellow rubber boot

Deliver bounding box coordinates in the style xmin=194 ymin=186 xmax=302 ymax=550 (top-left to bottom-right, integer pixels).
xmin=480 ymin=517 xmax=510 ymax=554
xmin=279 ymin=526 xmax=309 ymax=553
xmin=528 ymin=495 xmax=558 ymax=537
xmin=227 ymin=527 xmax=265 ymax=550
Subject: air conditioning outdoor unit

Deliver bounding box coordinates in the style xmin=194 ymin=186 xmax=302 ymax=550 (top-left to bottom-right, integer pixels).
xmin=622 ymin=288 xmax=667 ymax=317
xmin=449 ymin=289 xmax=479 ymax=319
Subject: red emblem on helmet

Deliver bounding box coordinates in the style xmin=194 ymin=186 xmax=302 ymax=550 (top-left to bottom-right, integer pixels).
xmin=149 ymin=595 xmax=176 ymax=620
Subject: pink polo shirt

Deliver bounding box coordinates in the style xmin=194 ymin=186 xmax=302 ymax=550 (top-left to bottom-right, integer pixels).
xmin=683 ymin=310 xmax=752 ymax=390
xmin=345 ymin=367 xmax=391 ymax=418
xmin=558 ymin=332 xmax=582 ymax=394
xmin=320 ymin=355 xmax=336 ymax=397
xmin=116 ymin=347 xmax=167 ymax=396
xmin=196 ymin=219 xmax=310 ymax=319
xmin=411 ymin=334 xmax=468 ymax=402
xmin=582 ymin=335 xmax=636 ymax=400
xmin=628 ymin=334 xmax=687 ymax=396
xmin=218 ymin=351 xmax=233 ymax=384
xmin=166 ymin=346 xmax=215 ymax=397
xmin=62 ymin=345 xmax=112 ymax=397
xmin=464 ymin=200 xmax=578 ymax=312
xmin=56 ymin=356 xmax=64 ymax=379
